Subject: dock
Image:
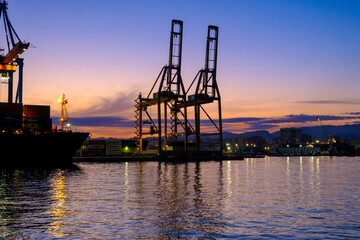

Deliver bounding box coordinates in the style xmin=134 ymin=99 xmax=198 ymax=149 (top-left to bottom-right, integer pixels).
xmin=73 ymin=152 xmax=244 ymax=163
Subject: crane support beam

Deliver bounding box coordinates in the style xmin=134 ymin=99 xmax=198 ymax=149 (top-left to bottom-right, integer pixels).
xmin=185 ymin=25 xmax=222 ymax=153
xmin=0 ymin=63 xmax=16 ymax=72
xmin=135 ymin=19 xmax=188 ymax=157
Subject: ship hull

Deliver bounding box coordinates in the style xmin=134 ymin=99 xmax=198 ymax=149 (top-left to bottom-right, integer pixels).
xmin=0 ymin=132 xmax=89 ymax=167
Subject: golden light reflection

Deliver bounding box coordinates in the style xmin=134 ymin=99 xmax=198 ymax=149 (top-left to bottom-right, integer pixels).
xmin=316 ymin=157 xmax=320 ymax=176
xmin=286 ymin=156 xmax=290 ymax=178
xmin=245 ymin=158 xmax=249 ymax=194
xmin=226 ymin=161 xmax=232 ymax=198
xmin=299 ymin=156 xmax=304 ymax=189
xmin=285 ymin=156 xmax=292 ymax=198
xmin=300 ymin=156 xmax=321 ymax=210
xmin=48 ymin=170 xmax=68 ymax=238
xmin=124 ymin=162 xmax=129 ymax=210
xmin=244 ymin=158 xmax=256 ymax=198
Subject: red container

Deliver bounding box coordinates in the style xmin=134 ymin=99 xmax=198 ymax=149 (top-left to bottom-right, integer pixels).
xmin=23 ymin=105 xmax=50 ymax=119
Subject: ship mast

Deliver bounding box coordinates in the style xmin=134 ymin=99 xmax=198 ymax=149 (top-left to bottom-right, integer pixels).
xmin=58 ymin=94 xmax=71 ymax=131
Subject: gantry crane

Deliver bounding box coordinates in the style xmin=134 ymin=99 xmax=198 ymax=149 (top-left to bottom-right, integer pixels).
xmin=186 ymin=25 xmax=222 ymax=153
xmin=0 ymin=1 xmax=30 ymax=104
xmin=135 ymin=19 xmax=188 ymax=156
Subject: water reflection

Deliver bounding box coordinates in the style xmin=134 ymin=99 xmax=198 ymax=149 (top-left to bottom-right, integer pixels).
xmin=226 ymin=161 xmax=232 ymax=199
xmin=0 ymin=170 xmax=18 ymax=238
xmin=150 ymin=162 xmax=228 ymax=238
xmin=123 ymin=162 xmax=129 ymax=211
xmin=0 ymin=168 xmax=53 ymax=238
xmin=0 ymin=157 xmax=359 ymax=238
xmin=48 ymin=169 xmax=67 ymax=238
xmin=0 ymin=165 xmax=82 ymax=239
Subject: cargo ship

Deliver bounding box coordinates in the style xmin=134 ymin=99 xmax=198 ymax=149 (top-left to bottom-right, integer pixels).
xmin=0 ymin=1 xmax=90 ymax=167
xmin=0 ymin=102 xmax=89 ymax=167
xmin=0 ymin=100 xmax=89 ymax=168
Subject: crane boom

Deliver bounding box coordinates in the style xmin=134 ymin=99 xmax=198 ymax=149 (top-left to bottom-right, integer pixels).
xmin=2 ymin=42 xmax=30 ymax=64
xmin=0 ymin=1 xmax=30 ymax=72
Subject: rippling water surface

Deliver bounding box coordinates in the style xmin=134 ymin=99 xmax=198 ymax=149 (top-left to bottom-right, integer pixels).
xmin=1 ymin=156 xmax=359 ymax=239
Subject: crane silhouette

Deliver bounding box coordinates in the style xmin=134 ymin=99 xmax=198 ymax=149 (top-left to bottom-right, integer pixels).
xmin=0 ymin=0 xmax=30 ymax=103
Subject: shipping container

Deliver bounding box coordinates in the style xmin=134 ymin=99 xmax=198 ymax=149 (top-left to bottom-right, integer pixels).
xmin=0 ymin=102 xmax=23 ymax=116
xmin=106 ymin=139 xmax=122 ymax=156
xmin=87 ymin=139 xmax=106 ymax=156
xmin=23 ymin=105 xmax=50 ymax=119
xmin=24 ymin=118 xmax=52 ymax=131
xmin=0 ymin=103 xmax=23 ymax=130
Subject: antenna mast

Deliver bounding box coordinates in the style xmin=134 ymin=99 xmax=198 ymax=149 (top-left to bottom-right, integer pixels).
xmin=58 ymin=94 xmax=71 ymax=131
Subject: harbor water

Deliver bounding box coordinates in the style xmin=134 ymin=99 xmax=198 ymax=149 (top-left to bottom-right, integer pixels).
xmin=1 ymin=156 xmax=359 ymax=239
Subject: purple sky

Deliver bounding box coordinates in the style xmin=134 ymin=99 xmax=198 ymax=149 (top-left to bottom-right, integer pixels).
xmin=1 ymin=0 xmax=360 ymax=138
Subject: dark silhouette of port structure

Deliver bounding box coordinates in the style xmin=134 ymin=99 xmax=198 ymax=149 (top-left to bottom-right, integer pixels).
xmin=134 ymin=19 xmax=242 ymax=161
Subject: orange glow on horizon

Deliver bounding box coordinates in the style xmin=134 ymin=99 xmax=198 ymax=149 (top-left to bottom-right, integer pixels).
xmin=74 ymin=116 xmax=359 ymax=139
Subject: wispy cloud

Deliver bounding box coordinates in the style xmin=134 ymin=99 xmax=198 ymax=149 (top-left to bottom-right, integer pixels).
xmin=262 ymin=114 xmax=356 ymax=124
xmin=219 ymin=114 xmax=359 ymax=125
xmin=69 ymin=116 xmax=133 ymax=127
xmin=222 ymin=117 xmax=267 ymax=123
xmin=295 ymin=99 xmax=360 ymax=105
xmin=75 ymin=91 xmax=137 ymax=116
xmin=346 ymin=112 xmax=360 ymax=115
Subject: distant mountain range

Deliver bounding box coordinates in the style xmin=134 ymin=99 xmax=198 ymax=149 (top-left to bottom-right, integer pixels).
xmin=223 ymin=123 xmax=360 ymax=142
xmin=121 ymin=123 xmax=360 ymax=143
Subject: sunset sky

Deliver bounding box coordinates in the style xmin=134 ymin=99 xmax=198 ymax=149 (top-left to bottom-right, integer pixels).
xmin=1 ymin=0 xmax=359 ymax=138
